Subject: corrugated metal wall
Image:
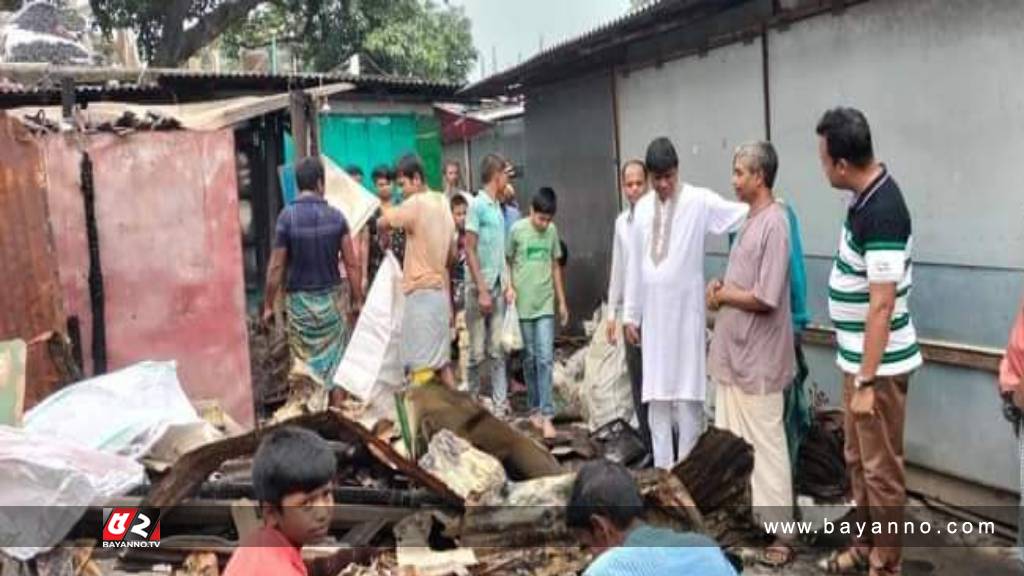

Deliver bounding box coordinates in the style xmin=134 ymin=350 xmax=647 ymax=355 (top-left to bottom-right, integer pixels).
xmin=524 ymin=72 xmax=620 ymax=330
xmin=609 ymin=0 xmax=1024 ymax=492
xmin=44 ymin=130 xmax=255 ymax=426
xmin=0 ymin=113 xmax=67 ymax=408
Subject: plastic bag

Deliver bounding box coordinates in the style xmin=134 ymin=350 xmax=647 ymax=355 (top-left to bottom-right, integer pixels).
xmin=501 ymin=305 xmax=523 ymax=353
xmin=334 ymin=253 xmax=405 ymax=401
xmin=23 ymin=361 xmax=201 ymax=460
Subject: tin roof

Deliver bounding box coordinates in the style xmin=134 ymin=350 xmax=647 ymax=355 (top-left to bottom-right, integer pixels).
xmin=461 ymin=0 xmax=755 ymax=97
xmin=0 ymin=64 xmax=462 ymax=107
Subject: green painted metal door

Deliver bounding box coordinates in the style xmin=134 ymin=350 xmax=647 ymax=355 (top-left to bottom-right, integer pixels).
xmin=284 ymin=113 xmax=443 ymax=194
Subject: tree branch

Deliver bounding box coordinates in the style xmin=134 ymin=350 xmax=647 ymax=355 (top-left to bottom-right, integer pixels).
xmin=154 ymin=0 xmax=266 ymax=67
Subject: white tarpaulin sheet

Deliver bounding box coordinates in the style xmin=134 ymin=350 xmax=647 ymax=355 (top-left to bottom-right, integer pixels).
xmin=23 ymin=361 xmax=201 ymax=460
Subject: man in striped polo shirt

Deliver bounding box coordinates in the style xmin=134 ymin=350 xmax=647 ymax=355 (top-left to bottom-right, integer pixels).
xmin=816 ymin=107 xmax=922 ymax=576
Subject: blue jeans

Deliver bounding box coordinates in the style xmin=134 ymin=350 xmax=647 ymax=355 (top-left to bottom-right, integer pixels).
xmin=466 ymin=281 xmax=508 ymax=411
xmin=520 ymin=315 xmax=555 ymax=418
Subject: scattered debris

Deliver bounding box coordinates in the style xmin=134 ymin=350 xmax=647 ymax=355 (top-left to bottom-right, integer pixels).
xmin=672 ymin=427 xmax=756 ymax=546
xmin=176 ymin=551 xmax=220 ymax=576
xmin=589 ymin=418 xmax=648 ymax=469
xmin=142 ymin=409 xmax=464 ymax=511
xmin=552 ymin=345 xmax=587 ymax=421
xmin=460 ymin=473 xmax=576 ymax=549
xmin=394 ymin=511 xmax=477 ymax=576
xmin=403 ymin=383 xmax=562 ymax=480
xmin=796 ymin=409 xmax=849 ymax=502
xmin=636 ymin=468 xmax=705 ymax=533
xmin=2 ymin=2 xmax=94 ymax=66
xmin=143 ymin=421 xmax=226 ymax=473
xmin=0 ymin=339 xmax=26 ymax=426
xmin=419 ymin=430 xmax=507 ymax=503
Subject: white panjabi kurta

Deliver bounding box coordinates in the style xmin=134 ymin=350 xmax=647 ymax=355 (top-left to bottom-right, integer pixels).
xmin=623 ymin=183 xmax=749 ymax=403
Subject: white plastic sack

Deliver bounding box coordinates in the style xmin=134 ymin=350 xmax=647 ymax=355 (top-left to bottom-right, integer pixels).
xmin=23 ymin=361 xmax=201 ymax=460
xmin=501 ymin=305 xmax=523 ymax=353
xmin=334 ymin=253 xmax=405 ymax=401
xmin=581 ymin=311 xmax=634 ymax=432
xmin=0 ymin=426 xmax=144 ymax=561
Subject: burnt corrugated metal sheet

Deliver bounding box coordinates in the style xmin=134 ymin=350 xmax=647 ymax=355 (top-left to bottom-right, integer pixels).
xmin=0 ymin=112 xmax=68 ymax=408
xmin=0 ymin=65 xmax=462 ymax=107
xmin=43 ymin=129 xmax=255 ymax=425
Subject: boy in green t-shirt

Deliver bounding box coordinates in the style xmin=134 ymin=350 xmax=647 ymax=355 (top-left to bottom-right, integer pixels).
xmin=507 ymin=187 xmax=569 ymax=439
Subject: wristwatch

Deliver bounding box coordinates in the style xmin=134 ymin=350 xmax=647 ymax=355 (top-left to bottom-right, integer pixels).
xmin=854 ymin=374 xmax=875 ymax=389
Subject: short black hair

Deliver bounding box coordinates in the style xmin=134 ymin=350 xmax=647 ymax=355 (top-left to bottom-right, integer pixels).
xmin=345 ymin=164 xmax=364 ymax=178
xmin=532 ymin=186 xmax=557 ymax=215
xmin=621 ymin=159 xmax=647 ymax=179
xmin=566 ymin=459 xmax=644 ymax=531
xmin=645 ymin=137 xmax=679 ymax=176
xmin=450 ymin=194 xmax=468 ymax=209
xmin=295 ymin=157 xmax=325 ymax=192
xmin=252 ymin=427 xmax=336 ymax=506
xmin=395 ymin=154 xmax=426 ymax=182
xmin=371 ymin=164 xmax=393 ymax=183
xmin=815 ymin=107 xmax=874 ymax=167
xmin=480 ymin=153 xmax=507 ymax=185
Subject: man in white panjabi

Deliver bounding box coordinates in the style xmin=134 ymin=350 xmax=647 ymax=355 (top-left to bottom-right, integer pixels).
xmin=623 ymin=137 xmax=749 ymax=469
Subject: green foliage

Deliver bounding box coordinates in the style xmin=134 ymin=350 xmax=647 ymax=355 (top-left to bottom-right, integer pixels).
xmin=222 ymin=0 xmax=476 ymax=83
xmin=90 ymin=0 xmax=226 ymax=64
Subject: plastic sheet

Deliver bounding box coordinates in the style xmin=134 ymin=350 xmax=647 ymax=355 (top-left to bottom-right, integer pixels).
xmin=0 ymin=426 xmax=144 ymax=561
xmin=23 ymin=361 xmax=201 ymax=460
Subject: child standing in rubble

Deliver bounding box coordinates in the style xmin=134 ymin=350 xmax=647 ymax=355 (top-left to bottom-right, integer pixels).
xmin=507 ymin=187 xmax=569 ymax=439
xmin=223 ymin=427 xmax=372 ymax=576
xmin=450 ymin=194 xmax=470 ymax=387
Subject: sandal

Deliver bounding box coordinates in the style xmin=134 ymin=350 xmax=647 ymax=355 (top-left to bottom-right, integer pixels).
xmin=758 ymin=544 xmax=795 ymax=568
xmin=818 ymin=548 xmax=870 ymax=574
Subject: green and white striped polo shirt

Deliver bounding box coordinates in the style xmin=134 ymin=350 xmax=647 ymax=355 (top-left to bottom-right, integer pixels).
xmin=828 ymin=168 xmax=922 ymax=376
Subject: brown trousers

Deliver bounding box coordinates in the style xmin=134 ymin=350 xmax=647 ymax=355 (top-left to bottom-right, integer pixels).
xmin=843 ymin=373 xmax=910 ymax=576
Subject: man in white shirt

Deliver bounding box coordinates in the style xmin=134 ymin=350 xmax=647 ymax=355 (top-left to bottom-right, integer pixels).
xmin=606 ymin=159 xmax=650 ymax=452
xmin=623 ymin=137 xmax=749 ymax=469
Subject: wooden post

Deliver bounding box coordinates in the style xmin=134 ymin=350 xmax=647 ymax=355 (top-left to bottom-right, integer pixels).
xmin=289 ymin=89 xmax=308 ymax=160
xmin=60 ymin=77 xmax=75 ymax=119
xmin=308 ymin=93 xmax=321 ymax=158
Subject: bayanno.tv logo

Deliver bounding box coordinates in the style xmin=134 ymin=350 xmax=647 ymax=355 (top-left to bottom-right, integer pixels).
xmin=101 ymin=507 xmax=161 ymax=549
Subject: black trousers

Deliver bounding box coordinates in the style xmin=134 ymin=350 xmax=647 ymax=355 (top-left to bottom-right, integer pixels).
xmin=625 ymin=339 xmax=651 ymax=452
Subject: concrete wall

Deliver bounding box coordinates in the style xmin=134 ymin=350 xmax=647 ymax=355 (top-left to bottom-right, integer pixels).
xmin=525 ymin=71 xmax=620 ymax=330
xmin=616 ymin=38 xmax=765 ymax=255
xmin=608 ymin=0 xmax=1024 ymax=492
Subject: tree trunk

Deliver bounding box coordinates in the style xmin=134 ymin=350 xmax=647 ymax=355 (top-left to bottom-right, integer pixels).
xmin=152 ymin=0 xmax=265 ymax=67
